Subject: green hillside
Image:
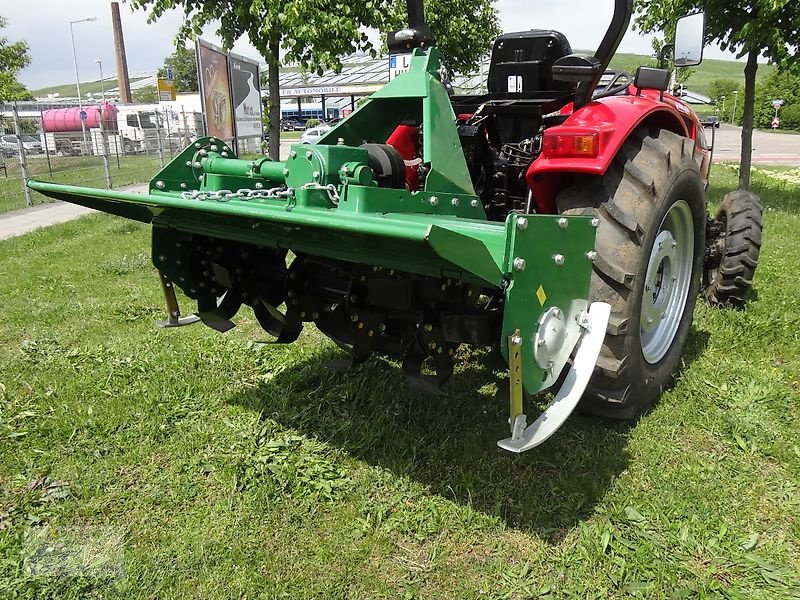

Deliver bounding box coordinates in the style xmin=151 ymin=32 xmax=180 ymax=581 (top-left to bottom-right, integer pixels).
xmin=606 ymin=52 xmax=774 ymax=96
xmin=32 ymin=77 xmax=150 ymax=99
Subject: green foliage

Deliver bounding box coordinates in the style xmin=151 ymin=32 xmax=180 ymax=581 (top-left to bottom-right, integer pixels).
xmin=780 ymin=104 xmax=800 ymax=131
xmin=384 ymin=0 xmax=500 ymax=76
xmin=304 ymin=118 xmax=320 ymax=128
xmin=708 ymin=79 xmax=741 ymax=106
xmin=157 ymin=45 xmax=198 ymax=92
xmin=633 ymin=0 xmax=800 ymax=188
xmin=0 ymin=16 xmax=33 ymax=102
xmin=634 ymin=0 xmax=800 ymax=66
xmin=753 ymin=69 xmax=800 ymax=130
xmin=129 ymin=0 xmax=498 ymax=161
xmin=131 ymin=85 xmax=158 ymax=104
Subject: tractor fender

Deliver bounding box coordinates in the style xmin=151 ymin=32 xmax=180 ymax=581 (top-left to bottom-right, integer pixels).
xmin=527 ymin=94 xmax=692 ymax=213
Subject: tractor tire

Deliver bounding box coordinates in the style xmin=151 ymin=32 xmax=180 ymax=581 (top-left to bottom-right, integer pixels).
xmin=556 ymin=128 xmax=706 ymax=419
xmin=702 ymin=190 xmax=763 ymax=308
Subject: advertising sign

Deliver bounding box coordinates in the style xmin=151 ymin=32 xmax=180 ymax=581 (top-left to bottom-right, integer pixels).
xmin=196 ymin=39 xmax=235 ymax=141
xmin=157 ymin=78 xmax=176 ymax=102
xmin=228 ymin=52 xmax=263 ymax=139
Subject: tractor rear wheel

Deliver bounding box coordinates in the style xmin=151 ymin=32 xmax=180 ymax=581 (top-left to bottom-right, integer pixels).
xmin=702 ymin=190 xmax=763 ymax=308
xmin=556 ymin=128 xmax=706 ymax=419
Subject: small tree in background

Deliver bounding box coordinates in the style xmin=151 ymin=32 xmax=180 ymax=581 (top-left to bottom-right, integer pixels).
xmin=753 ymin=69 xmax=800 ymax=130
xmin=132 ymin=85 xmax=159 ymax=104
xmin=634 ymin=0 xmax=800 ymax=191
xmin=157 ymin=45 xmax=199 ymax=92
xmin=0 ymin=16 xmax=33 ymax=102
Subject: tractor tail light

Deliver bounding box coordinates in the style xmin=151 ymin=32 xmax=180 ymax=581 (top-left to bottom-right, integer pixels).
xmin=542 ymin=131 xmax=600 ymax=159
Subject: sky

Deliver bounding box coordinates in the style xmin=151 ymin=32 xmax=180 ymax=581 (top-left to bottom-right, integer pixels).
xmin=5 ymin=0 xmax=745 ymax=91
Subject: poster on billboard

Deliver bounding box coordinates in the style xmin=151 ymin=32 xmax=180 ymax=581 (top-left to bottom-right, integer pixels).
xmin=229 ymin=52 xmax=263 ymax=139
xmin=196 ymin=39 xmax=235 ymax=141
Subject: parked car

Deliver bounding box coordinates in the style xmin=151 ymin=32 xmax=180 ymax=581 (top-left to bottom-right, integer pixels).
xmin=0 ymin=134 xmax=44 ymax=155
xmin=299 ymin=125 xmax=332 ymax=144
xmin=281 ymin=118 xmax=306 ymax=131
xmin=701 ymin=115 xmax=720 ymax=128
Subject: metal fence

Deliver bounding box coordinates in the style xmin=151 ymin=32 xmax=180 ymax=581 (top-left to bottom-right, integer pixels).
xmin=0 ymin=102 xmax=206 ymax=214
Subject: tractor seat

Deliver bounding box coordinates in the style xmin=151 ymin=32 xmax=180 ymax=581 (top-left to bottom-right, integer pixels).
xmin=487 ymin=29 xmax=576 ymax=103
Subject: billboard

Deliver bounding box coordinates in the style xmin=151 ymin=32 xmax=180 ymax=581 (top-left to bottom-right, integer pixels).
xmin=229 ymin=52 xmax=263 ymax=139
xmin=196 ymin=39 xmax=235 ymax=141
xmin=157 ymin=78 xmax=176 ymax=102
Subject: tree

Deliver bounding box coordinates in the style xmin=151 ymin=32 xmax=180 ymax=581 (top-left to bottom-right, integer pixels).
xmin=708 ymin=79 xmax=739 ymax=107
xmin=780 ymin=104 xmax=800 ymax=131
xmin=132 ymin=85 xmax=159 ymax=103
xmin=0 ymin=16 xmax=33 ymax=102
xmin=633 ymin=0 xmax=800 ymax=191
xmin=753 ymin=68 xmax=800 ymax=130
xmin=129 ymin=0 xmax=499 ymax=160
xmin=157 ymin=45 xmax=199 ymax=92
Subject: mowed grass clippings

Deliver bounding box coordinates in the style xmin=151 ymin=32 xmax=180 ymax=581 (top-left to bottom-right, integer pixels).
xmin=0 ymin=166 xmax=799 ymax=599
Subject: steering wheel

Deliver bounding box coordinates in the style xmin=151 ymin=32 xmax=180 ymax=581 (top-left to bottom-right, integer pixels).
xmin=593 ymin=71 xmax=634 ymax=100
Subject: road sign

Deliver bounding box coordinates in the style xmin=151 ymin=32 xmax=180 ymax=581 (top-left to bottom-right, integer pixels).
xmin=79 ymin=110 xmax=87 ymax=122
xmin=389 ymin=54 xmax=412 ymax=81
xmin=772 ymin=117 xmax=781 ymax=129
xmin=166 ymin=68 xmax=174 ymax=81
xmin=773 ymin=99 xmax=784 ymax=110
xmin=157 ymin=78 xmax=176 ymax=102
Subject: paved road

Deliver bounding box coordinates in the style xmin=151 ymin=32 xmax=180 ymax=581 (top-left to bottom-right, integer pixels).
xmin=710 ymin=124 xmax=800 ymax=165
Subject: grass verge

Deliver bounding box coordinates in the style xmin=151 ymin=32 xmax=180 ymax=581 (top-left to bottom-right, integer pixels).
xmin=0 ymin=168 xmax=798 ymax=598
xmin=0 ymin=155 xmax=162 ymax=214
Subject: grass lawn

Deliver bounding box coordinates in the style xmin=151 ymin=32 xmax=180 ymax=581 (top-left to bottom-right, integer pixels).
xmin=0 ymin=155 xmax=162 ymax=214
xmin=0 ymin=167 xmax=799 ymax=598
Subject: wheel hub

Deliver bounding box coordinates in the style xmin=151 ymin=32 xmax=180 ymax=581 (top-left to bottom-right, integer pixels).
xmin=641 ymin=230 xmax=677 ymax=334
xmin=640 ymin=200 xmax=694 ymax=365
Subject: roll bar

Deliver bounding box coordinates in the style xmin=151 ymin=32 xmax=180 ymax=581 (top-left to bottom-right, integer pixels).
xmin=575 ymin=0 xmax=633 ymax=107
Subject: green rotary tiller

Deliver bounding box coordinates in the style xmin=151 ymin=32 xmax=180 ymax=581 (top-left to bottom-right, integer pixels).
xmin=28 ymin=45 xmax=609 ymax=453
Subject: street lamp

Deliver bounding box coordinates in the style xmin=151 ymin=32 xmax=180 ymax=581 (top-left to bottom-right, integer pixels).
xmin=69 ymin=17 xmax=97 ymax=109
xmin=69 ymin=16 xmax=96 ymax=154
xmin=95 ymin=59 xmax=105 ymax=103
xmin=732 ymin=90 xmax=739 ymax=125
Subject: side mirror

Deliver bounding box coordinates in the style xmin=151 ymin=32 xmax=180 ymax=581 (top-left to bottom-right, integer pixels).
xmin=674 ymin=12 xmax=705 ymax=67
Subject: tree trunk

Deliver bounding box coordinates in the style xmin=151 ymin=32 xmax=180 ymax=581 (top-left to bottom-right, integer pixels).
xmin=739 ymin=49 xmax=759 ymax=191
xmin=268 ymin=38 xmax=281 ymax=161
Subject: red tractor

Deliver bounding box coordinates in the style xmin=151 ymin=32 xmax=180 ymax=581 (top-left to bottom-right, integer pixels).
xmin=439 ymin=0 xmax=763 ymax=420
xmin=29 ymin=0 xmax=762 ymax=451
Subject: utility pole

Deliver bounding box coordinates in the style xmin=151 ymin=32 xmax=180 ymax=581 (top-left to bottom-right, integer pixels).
xmin=70 ymin=16 xmax=96 ymax=154
xmin=96 ymin=59 xmax=106 ymax=102
xmin=111 ymin=2 xmax=132 ymax=103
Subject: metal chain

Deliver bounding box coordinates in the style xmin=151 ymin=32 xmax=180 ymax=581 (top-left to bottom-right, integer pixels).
xmin=181 ymin=182 xmax=340 ymax=205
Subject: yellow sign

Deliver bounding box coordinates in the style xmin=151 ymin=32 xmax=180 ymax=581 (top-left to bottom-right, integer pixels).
xmin=157 ymin=78 xmax=176 ymax=102
xmin=536 ymin=285 xmax=547 ymax=307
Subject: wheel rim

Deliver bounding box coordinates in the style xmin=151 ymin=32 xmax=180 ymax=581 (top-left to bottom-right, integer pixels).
xmin=640 ymin=199 xmax=694 ymax=364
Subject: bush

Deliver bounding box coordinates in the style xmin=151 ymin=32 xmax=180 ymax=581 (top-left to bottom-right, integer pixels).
xmin=305 ymin=118 xmax=321 ymax=128
xmin=780 ymin=104 xmax=800 ymax=131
